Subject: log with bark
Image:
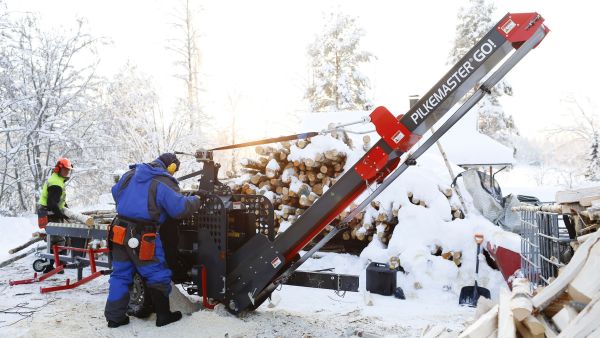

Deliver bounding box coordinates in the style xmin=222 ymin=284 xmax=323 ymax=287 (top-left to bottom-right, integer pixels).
xmin=63 ymin=207 xmax=94 ymax=226
xmin=0 ymin=245 xmax=47 ymax=269
xmin=8 ymin=233 xmax=45 ymax=254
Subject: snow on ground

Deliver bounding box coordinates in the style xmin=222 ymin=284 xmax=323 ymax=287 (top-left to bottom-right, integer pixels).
xmin=0 ymin=256 xmax=473 ymax=337
xmin=0 ymin=215 xmax=38 ymax=262
xmin=0 ymin=251 xmax=472 ymax=337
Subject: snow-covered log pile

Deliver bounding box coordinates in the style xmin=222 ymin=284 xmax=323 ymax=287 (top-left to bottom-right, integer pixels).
xmin=459 ymin=229 xmax=600 ymax=338
xmin=229 ymin=134 xmax=465 ymax=254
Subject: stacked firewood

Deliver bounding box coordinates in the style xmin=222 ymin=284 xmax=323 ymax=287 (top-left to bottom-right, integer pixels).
xmin=229 ymin=139 xmax=346 ymax=236
xmin=458 ymin=229 xmax=600 ymax=338
xmin=230 ymin=136 xmax=465 ymax=253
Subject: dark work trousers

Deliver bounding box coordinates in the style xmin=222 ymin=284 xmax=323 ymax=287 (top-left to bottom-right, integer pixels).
xmin=104 ymin=224 xmax=172 ymax=323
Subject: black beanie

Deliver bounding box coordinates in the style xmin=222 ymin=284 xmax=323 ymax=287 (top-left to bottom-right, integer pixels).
xmin=158 ymin=153 xmax=180 ymax=170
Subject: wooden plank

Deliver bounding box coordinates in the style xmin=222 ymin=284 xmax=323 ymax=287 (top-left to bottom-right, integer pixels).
xmin=588 ymin=327 xmax=600 ymax=338
xmin=568 ymin=241 xmax=600 ymax=304
xmin=551 ymin=304 xmax=578 ymax=332
xmin=532 ymin=231 xmax=600 ymax=310
xmin=556 ymin=186 xmax=600 ymax=204
xmin=510 ymin=278 xmax=533 ymax=321
xmin=536 ymin=314 xmax=558 ymax=338
xmin=498 ymin=287 xmax=516 ymax=338
xmin=515 ymin=320 xmax=544 ymax=338
xmin=580 ymin=195 xmax=600 ymax=207
xmin=458 ymin=305 xmax=499 ymax=338
xmin=544 ymin=292 xmax=573 ymax=318
xmin=559 ymin=292 xmax=600 ymax=338
xmin=578 ymin=232 xmax=596 ymax=244
xmin=475 ymin=297 xmax=497 ymax=320
xmin=522 ymin=315 xmax=545 ymax=336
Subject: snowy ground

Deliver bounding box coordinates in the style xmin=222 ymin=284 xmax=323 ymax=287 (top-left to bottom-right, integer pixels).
xmin=0 ymin=216 xmax=478 ymax=338
xmin=0 ymin=243 xmax=473 ymax=338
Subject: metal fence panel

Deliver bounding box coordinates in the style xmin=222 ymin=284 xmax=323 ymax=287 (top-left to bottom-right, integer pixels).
xmin=520 ymin=209 xmax=571 ymax=287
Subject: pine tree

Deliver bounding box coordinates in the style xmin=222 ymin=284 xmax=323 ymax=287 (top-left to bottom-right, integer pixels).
xmin=305 ymin=12 xmax=374 ymax=112
xmin=449 ymin=0 xmax=519 ymax=147
xmin=586 ymin=132 xmax=600 ymax=181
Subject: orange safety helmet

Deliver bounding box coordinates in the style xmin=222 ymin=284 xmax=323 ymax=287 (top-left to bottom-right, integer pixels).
xmin=54 ymin=157 xmax=73 ymax=177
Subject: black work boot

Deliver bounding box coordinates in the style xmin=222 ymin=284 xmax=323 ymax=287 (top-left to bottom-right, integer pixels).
xmin=107 ymin=316 xmax=130 ymax=328
xmin=127 ymin=307 xmax=153 ymax=319
xmin=149 ymin=288 xmax=182 ymax=327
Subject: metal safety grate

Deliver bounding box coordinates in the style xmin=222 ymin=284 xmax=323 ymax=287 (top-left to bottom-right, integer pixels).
xmin=520 ymin=208 xmax=572 ymax=286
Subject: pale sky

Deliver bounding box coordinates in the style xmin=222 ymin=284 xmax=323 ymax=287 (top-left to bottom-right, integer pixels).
xmin=5 ymin=0 xmax=599 ymax=142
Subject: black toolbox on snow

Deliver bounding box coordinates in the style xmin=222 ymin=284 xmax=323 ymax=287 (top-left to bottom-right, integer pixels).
xmin=366 ymin=262 xmax=397 ymax=296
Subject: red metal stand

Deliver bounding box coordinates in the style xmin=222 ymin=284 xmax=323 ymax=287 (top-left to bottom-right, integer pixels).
xmin=8 ymin=244 xmax=110 ymax=293
xmin=200 ymin=265 xmax=217 ymax=309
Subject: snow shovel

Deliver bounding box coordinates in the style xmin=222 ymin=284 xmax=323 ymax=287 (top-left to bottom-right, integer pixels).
xmin=459 ymin=233 xmax=490 ymax=307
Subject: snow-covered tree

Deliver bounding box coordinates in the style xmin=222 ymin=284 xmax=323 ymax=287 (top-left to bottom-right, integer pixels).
xmin=168 ymin=0 xmax=211 ymax=147
xmin=0 ymin=15 xmax=106 ymax=214
xmin=585 ymin=132 xmax=600 ymax=181
xmin=305 ymin=12 xmax=374 ymax=112
xmin=552 ymin=96 xmax=600 ymax=182
xmin=449 ymin=0 xmax=518 ymax=147
xmin=100 ymin=64 xmax=165 ymax=162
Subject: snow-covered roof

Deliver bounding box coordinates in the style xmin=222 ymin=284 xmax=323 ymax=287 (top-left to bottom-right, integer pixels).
xmin=438 ymin=110 xmax=515 ymax=167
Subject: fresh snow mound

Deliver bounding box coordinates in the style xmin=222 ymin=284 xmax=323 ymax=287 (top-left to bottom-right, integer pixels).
xmin=287 ymin=134 xmax=351 ymax=161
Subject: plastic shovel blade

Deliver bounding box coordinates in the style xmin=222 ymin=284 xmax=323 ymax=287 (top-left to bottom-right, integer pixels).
xmin=458 ymin=284 xmax=491 ymax=307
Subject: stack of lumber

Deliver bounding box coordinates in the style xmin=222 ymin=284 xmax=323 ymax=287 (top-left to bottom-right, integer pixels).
xmin=555 ymin=186 xmax=600 ymax=242
xmin=458 ymin=229 xmax=600 ymax=338
xmin=229 ymin=136 xmax=465 ymax=254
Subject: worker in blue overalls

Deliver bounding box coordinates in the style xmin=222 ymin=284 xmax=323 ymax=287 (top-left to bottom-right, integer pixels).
xmin=104 ymin=153 xmax=201 ymax=328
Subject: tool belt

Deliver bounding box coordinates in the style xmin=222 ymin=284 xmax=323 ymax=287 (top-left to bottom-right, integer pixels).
xmin=109 ymin=215 xmax=159 ymax=261
xmin=37 ymin=206 xmax=48 ymax=229
xmin=36 ymin=205 xmax=57 ymax=229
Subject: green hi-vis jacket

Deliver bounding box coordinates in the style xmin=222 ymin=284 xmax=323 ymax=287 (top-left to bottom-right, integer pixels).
xmin=38 ymin=172 xmax=66 ymax=209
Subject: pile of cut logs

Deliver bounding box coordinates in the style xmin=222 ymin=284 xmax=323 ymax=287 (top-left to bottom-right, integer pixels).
xmin=229 ymin=136 xmax=465 ymax=254
xmin=458 ymin=229 xmax=600 ymax=338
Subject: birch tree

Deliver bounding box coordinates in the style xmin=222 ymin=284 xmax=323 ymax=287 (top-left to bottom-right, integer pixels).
xmin=168 ymin=0 xmax=211 ymax=147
